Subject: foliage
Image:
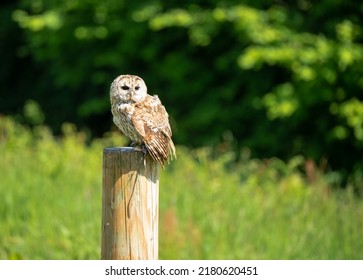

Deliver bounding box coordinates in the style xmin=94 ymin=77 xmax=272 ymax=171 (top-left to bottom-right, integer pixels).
xmin=1 ymin=116 xmax=363 ymax=259
xmin=0 ymin=116 xmax=125 ymax=259
xmin=1 ymin=0 xmax=363 ymax=173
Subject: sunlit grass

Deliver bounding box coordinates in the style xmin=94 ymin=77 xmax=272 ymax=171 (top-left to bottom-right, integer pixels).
xmin=0 ymin=116 xmax=362 ymax=259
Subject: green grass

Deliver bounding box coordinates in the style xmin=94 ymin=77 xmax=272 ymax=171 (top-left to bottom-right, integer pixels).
xmin=0 ymin=116 xmax=362 ymax=259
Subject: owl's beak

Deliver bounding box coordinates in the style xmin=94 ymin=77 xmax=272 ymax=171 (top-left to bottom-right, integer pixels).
xmin=128 ymin=91 xmax=134 ymax=101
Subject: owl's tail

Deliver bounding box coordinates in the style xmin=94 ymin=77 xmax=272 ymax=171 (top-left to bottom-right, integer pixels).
xmin=168 ymin=139 xmax=177 ymax=162
xmin=144 ymin=134 xmax=176 ymax=168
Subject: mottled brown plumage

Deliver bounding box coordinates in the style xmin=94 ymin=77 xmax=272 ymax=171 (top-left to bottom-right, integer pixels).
xmin=110 ymin=74 xmax=176 ymax=166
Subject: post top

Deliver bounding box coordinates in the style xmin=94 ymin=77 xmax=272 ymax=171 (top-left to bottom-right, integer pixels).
xmin=103 ymin=147 xmax=142 ymax=153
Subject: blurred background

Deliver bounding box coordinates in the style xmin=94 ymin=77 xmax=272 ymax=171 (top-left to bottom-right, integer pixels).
xmin=1 ymin=0 xmax=363 ymax=259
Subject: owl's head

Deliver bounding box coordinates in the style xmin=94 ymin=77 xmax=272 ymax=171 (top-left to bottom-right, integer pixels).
xmin=110 ymin=74 xmax=147 ymax=104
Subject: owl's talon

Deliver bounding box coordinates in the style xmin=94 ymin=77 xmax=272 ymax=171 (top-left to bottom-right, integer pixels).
xmin=133 ymin=145 xmax=147 ymax=155
xmin=133 ymin=145 xmax=148 ymax=167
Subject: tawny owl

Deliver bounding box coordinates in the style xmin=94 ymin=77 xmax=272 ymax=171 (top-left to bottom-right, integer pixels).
xmin=110 ymin=74 xmax=176 ymax=167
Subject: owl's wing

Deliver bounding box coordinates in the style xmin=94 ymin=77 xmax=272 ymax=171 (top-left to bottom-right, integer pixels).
xmin=131 ymin=95 xmax=176 ymax=167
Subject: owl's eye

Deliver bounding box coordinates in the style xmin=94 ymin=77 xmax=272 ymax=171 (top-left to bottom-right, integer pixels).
xmin=121 ymin=85 xmax=129 ymax=90
xmin=135 ymin=86 xmax=140 ymax=91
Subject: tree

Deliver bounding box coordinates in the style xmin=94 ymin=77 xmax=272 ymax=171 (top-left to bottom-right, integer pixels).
xmin=2 ymin=0 xmax=363 ymax=174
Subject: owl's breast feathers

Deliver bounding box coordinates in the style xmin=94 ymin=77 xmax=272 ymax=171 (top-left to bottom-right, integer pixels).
xmin=112 ymin=103 xmax=142 ymax=143
xmin=131 ymin=94 xmax=176 ymax=167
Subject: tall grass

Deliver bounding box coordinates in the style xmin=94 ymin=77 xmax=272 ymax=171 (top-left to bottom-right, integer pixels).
xmin=0 ymin=116 xmax=362 ymax=259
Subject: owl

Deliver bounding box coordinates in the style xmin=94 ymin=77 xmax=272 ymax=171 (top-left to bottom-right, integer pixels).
xmin=110 ymin=74 xmax=176 ymax=167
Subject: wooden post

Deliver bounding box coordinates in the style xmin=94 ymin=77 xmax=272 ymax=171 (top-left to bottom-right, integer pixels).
xmin=101 ymin=147 xmax=159 ymax=260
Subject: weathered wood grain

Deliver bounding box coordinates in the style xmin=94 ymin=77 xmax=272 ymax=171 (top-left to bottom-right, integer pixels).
xmin=101 ymin=147 xmax=159 ymax=260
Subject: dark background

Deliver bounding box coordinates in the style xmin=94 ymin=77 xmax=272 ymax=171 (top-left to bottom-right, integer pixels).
xmin=1 ymin=0 xmax=363 ymax=180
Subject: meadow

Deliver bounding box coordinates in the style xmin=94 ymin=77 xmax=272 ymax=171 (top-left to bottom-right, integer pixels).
xmin=0 ymin=116 xmax=362 ymax=259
